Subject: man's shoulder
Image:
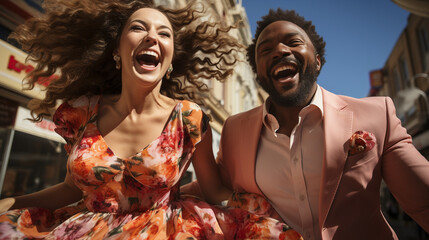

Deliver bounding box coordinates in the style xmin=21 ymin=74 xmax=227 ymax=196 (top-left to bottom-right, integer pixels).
xmin=323 ymin=88 xmax=391 ymax=108
xmin=226 ymin=105 xmax=263 ymax=122
xmin=342 ymin=95 xmax=388 ymax=104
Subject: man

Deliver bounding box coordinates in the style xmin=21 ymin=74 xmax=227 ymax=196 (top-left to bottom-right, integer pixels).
xmin=212 ymin=9 xmax=428 ymax=240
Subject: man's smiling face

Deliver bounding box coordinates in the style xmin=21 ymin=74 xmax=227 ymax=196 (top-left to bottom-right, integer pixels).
xmin=255 ymin=20 xmax=321 ymax=107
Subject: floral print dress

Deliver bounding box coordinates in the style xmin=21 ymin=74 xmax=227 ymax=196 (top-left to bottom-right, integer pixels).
xmin=0 ymin=96 xmax=302 ymax=240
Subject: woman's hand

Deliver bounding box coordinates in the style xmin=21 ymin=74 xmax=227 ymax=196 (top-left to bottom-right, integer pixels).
xmin=0 ymin=197 xmax=15 ymax=213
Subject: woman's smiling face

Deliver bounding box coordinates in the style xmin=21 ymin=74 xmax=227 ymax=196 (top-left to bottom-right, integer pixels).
xmin=117 ymin=8 xmax=174 ymax=87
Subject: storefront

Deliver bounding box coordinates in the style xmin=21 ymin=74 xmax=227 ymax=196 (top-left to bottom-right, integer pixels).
xmin=0 ymin=39 xmax=67 ymax=198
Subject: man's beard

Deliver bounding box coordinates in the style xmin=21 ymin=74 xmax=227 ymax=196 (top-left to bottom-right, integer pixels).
xmin=258 ymin=61 xmax=318 ymax=107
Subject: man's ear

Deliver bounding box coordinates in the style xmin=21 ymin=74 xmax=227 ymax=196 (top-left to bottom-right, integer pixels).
xmin=316 ymin=54 xmax=321 ymax=71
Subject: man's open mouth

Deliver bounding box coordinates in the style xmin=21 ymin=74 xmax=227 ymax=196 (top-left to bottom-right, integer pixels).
xmin=272 ymin=63 xmax=298 ymax=80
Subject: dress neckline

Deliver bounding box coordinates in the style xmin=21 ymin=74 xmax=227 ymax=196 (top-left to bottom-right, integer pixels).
xmin=93 ymin=99 xmax=185 ymax=159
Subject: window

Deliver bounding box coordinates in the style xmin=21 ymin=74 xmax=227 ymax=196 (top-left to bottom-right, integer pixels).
xmin=1 ymin=131 xmax=67 ymax=197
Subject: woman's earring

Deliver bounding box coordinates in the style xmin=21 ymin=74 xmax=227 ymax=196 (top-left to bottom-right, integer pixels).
xmin=113 ymin=55 xmax=121 ymax=70
xmin=166 ymin=65 xmax=173 ymax=79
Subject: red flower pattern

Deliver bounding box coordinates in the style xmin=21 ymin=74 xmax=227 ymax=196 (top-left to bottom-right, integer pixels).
xmin=0 ymin=97 xmax=300 ymax=239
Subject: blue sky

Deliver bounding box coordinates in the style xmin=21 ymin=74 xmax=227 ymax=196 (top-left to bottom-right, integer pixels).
xmin=241 ymin=0 xmax=410 ymax=98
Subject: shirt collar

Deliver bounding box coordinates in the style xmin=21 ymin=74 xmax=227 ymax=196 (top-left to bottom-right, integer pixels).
xmin=310 ymin=85 xmax=324 ymax=116
xmin=262 ymin=85 xmax=324 ymax=133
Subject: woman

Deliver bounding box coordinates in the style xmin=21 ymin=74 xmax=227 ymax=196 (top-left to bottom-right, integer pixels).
xmin=0 ymin=0 xmax=301 ymax=239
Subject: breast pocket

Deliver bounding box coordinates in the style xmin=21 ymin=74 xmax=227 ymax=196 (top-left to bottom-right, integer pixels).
xmin=342 ymin=148 xmax=379 ymax=191
xmin=345 ymin=148 xmax=378 ymax=170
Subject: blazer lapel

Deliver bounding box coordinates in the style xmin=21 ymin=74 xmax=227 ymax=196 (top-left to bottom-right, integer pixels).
xmin=238 ymin=106 xmax=264 ymax=195
xmin=319 ymin=88 xmax=353 ymax=228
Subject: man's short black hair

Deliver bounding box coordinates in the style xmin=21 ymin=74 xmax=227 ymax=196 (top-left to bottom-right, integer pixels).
xmin=247 ymin=9 xmax=326 ymax=74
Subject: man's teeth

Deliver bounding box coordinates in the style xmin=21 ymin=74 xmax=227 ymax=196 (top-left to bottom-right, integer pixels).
xmin=274 ymin=65 xmax=296 ymax=76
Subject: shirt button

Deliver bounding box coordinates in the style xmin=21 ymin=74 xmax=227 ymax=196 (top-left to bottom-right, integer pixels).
xmin=299 ymin=194 xmax=305 ymax=201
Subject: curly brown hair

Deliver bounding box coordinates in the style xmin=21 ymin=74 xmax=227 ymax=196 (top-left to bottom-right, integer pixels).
xmin=247 ymin=9 xmax=326 ymax=74
xmin=9 ymin=0 xmax=243 ymax=121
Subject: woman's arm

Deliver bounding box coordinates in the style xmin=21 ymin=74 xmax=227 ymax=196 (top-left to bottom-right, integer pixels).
xmin=0 ymin=171 xmax=82 ymax=213
xmin=191 ymin=125 xmax=232 ymax=205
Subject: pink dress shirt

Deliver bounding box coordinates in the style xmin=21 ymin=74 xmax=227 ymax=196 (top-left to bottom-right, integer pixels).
xmin=256 ymin=85 xmax=324 ymax=240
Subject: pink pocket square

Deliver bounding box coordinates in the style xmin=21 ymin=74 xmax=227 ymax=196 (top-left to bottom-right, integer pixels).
xmin=349 ymin=130 xmax=376 ymax=155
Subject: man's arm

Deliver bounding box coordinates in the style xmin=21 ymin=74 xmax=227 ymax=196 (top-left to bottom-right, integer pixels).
xmin=382 ymin=97 xmax=429 ymax=232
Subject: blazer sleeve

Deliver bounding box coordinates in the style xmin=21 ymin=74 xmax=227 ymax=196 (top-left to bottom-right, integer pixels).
xmin=215 ymin=117 xmax=234 ymax=191
xmin=382 ymin=97 xmax=429 ymax=232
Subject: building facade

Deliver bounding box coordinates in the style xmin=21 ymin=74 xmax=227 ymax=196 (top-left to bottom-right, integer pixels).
xmin=0 ymin=0 xmax=68 ymax=199
xmin=370 ymin=13 xmax=429 ymax=158
xmin=0 ymin=0 xmax=258 ymax=196
xmin=369 ymin=13 xmax=429 ymax=239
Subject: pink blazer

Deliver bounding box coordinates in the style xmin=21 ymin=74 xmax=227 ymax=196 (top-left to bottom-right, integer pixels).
xmin=216 ymin=88 xmax=429 ymax=239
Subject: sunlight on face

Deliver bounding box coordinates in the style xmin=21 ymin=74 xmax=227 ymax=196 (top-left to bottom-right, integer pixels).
xmin=117 ymin=8 xmax=174 ymax=88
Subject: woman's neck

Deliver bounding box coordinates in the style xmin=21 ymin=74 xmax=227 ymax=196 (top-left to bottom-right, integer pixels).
xmin=115 ymin=78 xmax=173 ymax=116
